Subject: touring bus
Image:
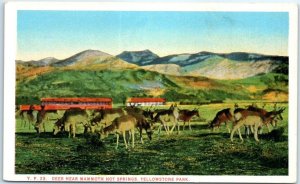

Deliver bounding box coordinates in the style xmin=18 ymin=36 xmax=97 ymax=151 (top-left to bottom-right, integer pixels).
xmin=19 ymin=97 xmax=113 ymax=111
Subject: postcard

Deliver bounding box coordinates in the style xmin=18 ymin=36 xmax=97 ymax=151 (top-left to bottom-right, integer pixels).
xmin=3 ymin=1 xmax=298 ymax=183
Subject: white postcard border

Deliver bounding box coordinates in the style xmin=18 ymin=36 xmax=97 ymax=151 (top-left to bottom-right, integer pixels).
xmin=3 ymin=2 xmax=298 ymax=183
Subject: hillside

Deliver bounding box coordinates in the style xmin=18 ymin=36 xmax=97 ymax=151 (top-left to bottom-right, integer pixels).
xmin=181 ymin=56 xmax=277 ymax=79
xmin=141 ymin=64 xmax=181 ymax=76
xmin=16 ymin=57 xmax=59 ymax=67
xmin=16 ymin=66 xmax=288 ymax=105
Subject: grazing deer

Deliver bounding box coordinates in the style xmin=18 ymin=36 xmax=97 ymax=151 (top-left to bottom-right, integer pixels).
xmin=230 ymin=112 xmax=277 ymax=142
xmin=208 ymin=108 xmax=234 ymax=133
xmin=153 ymin=104 xmax=179 ymax=135
xmin=53 ymin=108 xmax=89 ymax=138
xmin=234 ymin=106 xmax=285 ymax=134
xmin=34 ymin=105 xmax=58 ymax=133
xmin=90 ymin=108 xmax=127 ymax=132
xmin=99 ymin=115 xmax=137 ymax=149
xmin=125 ymin=110 xmax=153 ymax=143
xmin=178 ymin=109 xmax=200 ymax=130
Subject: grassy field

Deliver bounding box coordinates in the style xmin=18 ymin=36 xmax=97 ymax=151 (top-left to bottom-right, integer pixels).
xmin=15 ymin=103 xmax=288 ymax=175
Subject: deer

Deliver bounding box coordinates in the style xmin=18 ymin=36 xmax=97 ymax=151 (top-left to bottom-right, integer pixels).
xmin=90 ymin=108 xmax=127 ymax=133
xmin=17 ymin=105 xmax=36 ymax=129
xmin=99 ymin=115 xmax=137 ymax=149
xmin=153 ymin=104 xmax=179 ymax=135
xmin=230 ymin=112 xmax=278 ymax=142
xmin=125 ymin=109 xmax=153 ymax=143
xmin=231 ymin=105 xmax=285 ymax=141
xmin=208 ymin=108 xmax=234 ymax=133
xmin=34 ymin=105 xmax=59 ymax=133
xmin=234 ymin=106 xmax=285 ymax=134
xmin=53 ymin=108 xmax=89 ymax=138
xmin=178 ymin=109 xmax=200 ymax=130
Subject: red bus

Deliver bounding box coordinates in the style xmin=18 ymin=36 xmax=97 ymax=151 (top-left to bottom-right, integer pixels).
xmin=20 ymin=97 xmax=112 ymax=111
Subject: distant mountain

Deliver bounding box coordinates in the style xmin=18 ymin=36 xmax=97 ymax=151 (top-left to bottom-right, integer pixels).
xmin=141 ymin=64 xmax=181 ymax=76
xmin=16 ymin=49 xmax=288 ymax=80
xmin=117 ymin=50 xmax=159 ymax=65
xmin=52 ymin=49 xmax=111 ymax=67
xmin=144 ymin=51 xmax=288 ymax=67
xmin=220 ymin=52 xmax=288 ymax=62
xmin=16 ymin=50 xmax=138 ymax=80
xmin=125 ymin=51 xmax=288 ymax=79
xmin=181 ymin=56 xmax=278 ymax=79
xmin=17 ymin=57 xmax=59 ymax=67
xmin=139 ymin=55 xmax=282 ymax=79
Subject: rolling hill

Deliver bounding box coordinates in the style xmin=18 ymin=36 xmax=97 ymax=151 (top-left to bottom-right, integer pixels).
xmin=16 ymin=57 xmax=59 ymax=67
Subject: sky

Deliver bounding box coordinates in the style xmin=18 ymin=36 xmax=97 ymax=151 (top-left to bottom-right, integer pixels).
xmin=17 ymin=11 xmax=289 ymax=60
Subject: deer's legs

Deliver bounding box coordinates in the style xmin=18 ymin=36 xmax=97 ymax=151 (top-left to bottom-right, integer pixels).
xmin=43 ymin=121 xmax=46 ymax=133
xmin=237 ymin=128 xmax=243 ymax=142
xmin=254 ymin=123 xmax=260 ymax=142
xmin=116 ymin=133 xmax=119 ymax=149
xmin=160 ymin=119 xmax=169 ymax=135
xmin=72 ymin=124 xmax=77 ymax=138
xmin=170 ymin=118 xmax=179 ymax=134
xmin=131 ymin=129 xmax=135 ymax=148
xmin=139 ymin=128 xmax=144 ymax=144
xmin=188 ymin=120 xmax=192 ymax=131
xmin=225 ymin=122 xmax=231 ymax=133
xmin=123 ymin=132 xmax=129 ymax=149
xmin=230 ymin=121 xmax=243 ymax=142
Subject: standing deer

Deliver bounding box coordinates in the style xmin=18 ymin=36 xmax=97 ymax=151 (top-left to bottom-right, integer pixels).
xmin=35 ymin=105 xmax=58 ymax=133
xmin=178 ymin=109 xmax=200 ymax=130
xmin=18 ymin=105 xmax=36 ymax=129
xmin=230 ymin=112 xmax=277 ymax=142
xmin=125 ymin=110 xmax=153 ymax=143
xmin=153 ymin=104 xmax=179 ymax=135
xmin=99 ymin=115 xmax=137 ymax=149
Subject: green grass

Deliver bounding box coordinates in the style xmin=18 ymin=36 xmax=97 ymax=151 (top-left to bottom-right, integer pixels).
xmin=15 ymin=103 xmax=288 ymax=175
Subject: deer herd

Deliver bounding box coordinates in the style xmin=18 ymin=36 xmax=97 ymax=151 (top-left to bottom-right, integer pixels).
xmin=17 ymin=102 xmax=285 ymax=149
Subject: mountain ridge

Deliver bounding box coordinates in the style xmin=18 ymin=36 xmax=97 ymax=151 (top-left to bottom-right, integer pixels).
xmin=51 ymin=49 xmax=112 ymax=67
xmin=117 ymin=49 xmax=159 ymax=65
xmin=16 ymin=49 xmax=288 ymax=80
